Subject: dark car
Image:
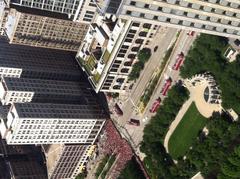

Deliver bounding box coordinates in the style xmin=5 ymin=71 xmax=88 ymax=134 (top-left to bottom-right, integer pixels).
xmin=154 ymin=46 xmax=159 ymax=52
xmin=234 ymin=39 xmax=240 ymax=47
xmin=128 ymin=119 xmax=140 ymax=126
xmin=114 ymin=103 xmax=123 ymax=116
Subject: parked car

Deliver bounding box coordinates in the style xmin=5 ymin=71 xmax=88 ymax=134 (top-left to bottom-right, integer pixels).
xmin=154 ymin=46 xmax=159 ymax=52
xmin=187 ymin=31 xmax=195 ymax=36
xmin=172 ymin=52 xmax=185 ymax=70
xmin=161 ymin=78 xmax=172 ymax=96
xmin=149 ymin=97 xmax=161 ymax=113
xmin=127 ymin=119 xmax=140 ymax=126
xmin=114 ymin=103 xmax=123 ymax=116
xmin=234 ymin=39 xmax=240 ymax=47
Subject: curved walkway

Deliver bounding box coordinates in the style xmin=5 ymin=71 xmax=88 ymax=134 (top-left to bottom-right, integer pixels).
xmin=164 ymin=78 xmax=222 ymax=153
xmin=164 ymin=98 xmax=193 ymax=153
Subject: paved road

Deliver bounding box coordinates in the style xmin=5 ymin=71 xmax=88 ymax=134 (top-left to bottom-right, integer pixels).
xmin=119 ymin=27 xmax=178 ymax=124
xmin=110 ymin=29 xmax=198 ymax=159
xmin=121 ymin=31 xmax=198 ymax=150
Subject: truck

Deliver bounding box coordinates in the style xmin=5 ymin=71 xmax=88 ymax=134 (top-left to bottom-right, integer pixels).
xmin=149 ymin=97 xmax=161 ymax=113
xmin=172 ymin=52 xmax=184 ymax=71
xmin=161 ymin=78 xmax=172 ymax=96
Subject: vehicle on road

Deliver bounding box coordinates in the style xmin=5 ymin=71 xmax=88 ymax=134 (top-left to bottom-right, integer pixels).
xmin=149 ymin=97 xmax=161 ymax=113
xmin=154 ymin=46 xmax=159 ymax=52
xmin=172 ymin=52 xmax=184 ymax=71
xmin=127 ymin=118 xmax=140 ymax=126
xmin=187 ymin=31 xmax=195 ymax=36
xmin=114 ymin=103 xmax=123 ymax=116
xmin=234 ymin=39 xmax=240 ymax=47
xmin=161 ymin=78 xmax=172 ymax=96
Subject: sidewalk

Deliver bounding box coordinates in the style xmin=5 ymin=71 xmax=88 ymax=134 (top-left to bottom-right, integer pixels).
xmin=164 ymin=98 xmax=193 ymax=153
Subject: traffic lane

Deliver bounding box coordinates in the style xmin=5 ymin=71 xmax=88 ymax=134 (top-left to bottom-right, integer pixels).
xmin=127 ymin=32 xmax=198 ymax=146
xmin=130 ymin=28 xmax=178 ymax=103
xmin=120 ymin=28 xmax=178 ymax=123
xmin=143 ymin=32 xmax=197 ymax=118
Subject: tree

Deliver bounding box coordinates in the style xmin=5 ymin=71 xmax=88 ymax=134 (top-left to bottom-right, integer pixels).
xmin=138 ymin=48 xmax=152 ymax=62
xmin=218 ymin=146 xmax=240 ymax=178
xmin=118 ymin=157 xmax=145 ymax=179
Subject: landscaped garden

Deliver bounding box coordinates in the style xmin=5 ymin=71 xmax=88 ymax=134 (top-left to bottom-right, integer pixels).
xmin=168 ymin=102 xmax=207 ymax=159
xmin=140 ymin=34 xmax=240 ymax=179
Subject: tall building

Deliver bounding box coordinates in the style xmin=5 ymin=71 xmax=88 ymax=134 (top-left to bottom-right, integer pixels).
xmin=76 ymin=14 xmax=159 ymax=93
xmin=0 ymin=135 xmax=48 ymax=179
xmin=0 ymin=77 xmax=99 ymax=105
xmin=1 ymin=102 xmax=106 ymax=145
xmin=0 ymin=1 xmax=9 ymax=36
xmin=3 ymin=8 xmax=89 ymax=51
xmin=0 ymin=38 xmax=82 ymax=81
xmin=11 ymin=0 xmax=97 ymax=23
xmin=95 ymin=0 xmax=240 ymax=38
xmin=42 ymin=144 xmax=95 ymax=179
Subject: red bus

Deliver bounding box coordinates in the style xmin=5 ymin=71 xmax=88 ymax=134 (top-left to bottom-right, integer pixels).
xmin=149 ymin=97 xmax=161 ymax=113
xmin=172 ymin=52 xmax=184 ymax=71
xmin=161 ymin=78 xmax=172 ymax=96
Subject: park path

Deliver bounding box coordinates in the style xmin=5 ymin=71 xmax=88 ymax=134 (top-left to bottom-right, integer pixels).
xmin=163 ymin=98 xmax=193 ymax=153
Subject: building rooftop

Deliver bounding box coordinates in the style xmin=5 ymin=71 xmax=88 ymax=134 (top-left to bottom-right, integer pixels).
xmin=2 ymin=77 xmax=87 ymax=96
xmin=95 ymin=0 xmax=122 ymax=14
xmin=13 ymin=102 xmax=106 ymax=119
xmin=41 ymin=144 xmax=63 ymax=178
xmin=76 ymin=14 xmax=126 ymax=91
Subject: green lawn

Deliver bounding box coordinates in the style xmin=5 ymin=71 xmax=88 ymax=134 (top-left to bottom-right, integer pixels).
xmin=168 ymin=102 xmax=207 ymax=159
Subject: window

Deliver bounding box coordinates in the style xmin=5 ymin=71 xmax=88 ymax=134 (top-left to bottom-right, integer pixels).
xmin=144 ymin=4 xmax=149 ymax=8
xmin=130 ymin=1 xmax=136 ymax=5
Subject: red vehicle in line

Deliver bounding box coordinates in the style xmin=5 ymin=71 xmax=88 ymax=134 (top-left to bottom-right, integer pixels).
xmin=161 ymin=78 xmax=172 ymax=96
xmin=149 ymin=97 xmax=161 ymax=113
xmin=114 ymin=103 xmax=123 ymax=116
xmin=187 ymin=31 xmax=195 ymax=36
xmin=172 ymin=52 xmax=184 ymax=71
xmin=127 ymin=119 xmax=140 ymax=126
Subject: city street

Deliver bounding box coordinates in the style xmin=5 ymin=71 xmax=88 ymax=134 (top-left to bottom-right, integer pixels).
xmin=119 ymin=27 xmax=178 ymax=124
xmin=110 ymin=30 xmax=198 ymax=157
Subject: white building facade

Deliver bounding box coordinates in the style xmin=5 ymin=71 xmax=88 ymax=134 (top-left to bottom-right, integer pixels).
xmin=76 ymin=14 xmax=159 ymax=93
xmin=11 ymin=0 xmax=97 ymax=23
xmin=95 ymin=0 xmax=240 ymax=39
xmin=1 ymin=103 xmax=106 ymax=145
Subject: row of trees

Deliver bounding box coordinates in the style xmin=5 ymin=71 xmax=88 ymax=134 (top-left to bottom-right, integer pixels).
xmin=180 ymin=34 xmax=240 ymax=113
xmin=118 ymin=157 xmax=146 ymax=179
xmin=128 ymin=48 xmax=151 ymax=81
xmin=140 ymin=34 xmax=240 ymax=179
xmin=140 ymin=83 xmax=189 ymax=178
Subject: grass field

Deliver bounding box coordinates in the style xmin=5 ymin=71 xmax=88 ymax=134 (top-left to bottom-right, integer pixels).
xmin=168 ymin=102 xmax=207 ymax=159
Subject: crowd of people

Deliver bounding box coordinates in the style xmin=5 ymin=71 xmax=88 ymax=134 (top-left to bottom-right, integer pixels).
xmin=101 ymin=120 xmax=133 ymax=178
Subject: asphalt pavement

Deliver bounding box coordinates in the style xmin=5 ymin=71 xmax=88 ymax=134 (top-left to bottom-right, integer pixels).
xmin=110 ymin=29 xmax=198 ymax=159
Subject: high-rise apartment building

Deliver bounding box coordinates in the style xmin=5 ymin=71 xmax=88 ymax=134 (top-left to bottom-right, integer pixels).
xmin=0 ymin=135 xmax=48 ymax=179
xmin=11 ymin=0 xmax=97 ymax=23
xmin=76 ymin=14 xmax=159 ymax=92
xmin=0 ymin=1 xmax=9 ymax=36
xmin=0 ymin=38 xmax=82 ymax=81
xmin=0 ymin=77 xmax=98 ymax=105
xmin=3 ymin=8 xmax=89 ymax=51
xmin=1 ymin=102 xmax=106 ymax=145
xmin=95 ymin=0 xmax=240 ymax=38
xmin=42 ymin=144 xmax=95 ymax=179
